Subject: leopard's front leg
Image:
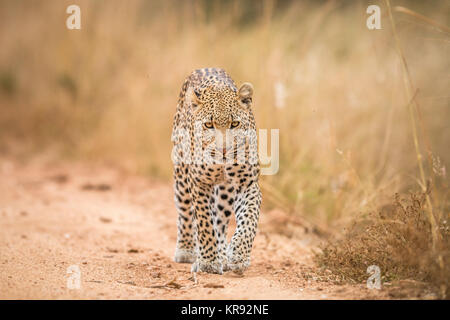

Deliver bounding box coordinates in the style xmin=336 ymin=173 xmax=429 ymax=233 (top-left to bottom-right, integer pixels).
xmin=212 ymin=184 xmax=235 ymax=270
xmin=227 ymin=182 xmax=261 ymax=274
xmin=173 ymin=164 xmax=197 ymax=264
xmin=190 ymin=180 xmax=223 ymax=274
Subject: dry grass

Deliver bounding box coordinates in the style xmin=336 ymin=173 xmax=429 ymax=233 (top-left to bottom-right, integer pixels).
xmin=0 ymin=0 xmax=448 ymax=296
xmin=315 ymin=186 xmax=449 ymax=298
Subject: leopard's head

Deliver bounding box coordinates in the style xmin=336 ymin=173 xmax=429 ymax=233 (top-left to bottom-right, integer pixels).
xmin=187 ymin=82 xmax=255 ymax=161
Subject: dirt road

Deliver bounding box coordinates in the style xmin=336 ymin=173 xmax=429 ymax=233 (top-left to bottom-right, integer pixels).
xmin=0 ymin=156 xmax=387 ymax=299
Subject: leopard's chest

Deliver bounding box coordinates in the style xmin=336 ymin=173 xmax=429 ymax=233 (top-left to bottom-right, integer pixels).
xmin=190 ymin=163 xmax=255 ymax=187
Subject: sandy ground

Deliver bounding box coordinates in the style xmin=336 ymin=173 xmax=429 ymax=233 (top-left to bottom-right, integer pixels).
xmin=0 ymin=156 xmax=390 ymax=300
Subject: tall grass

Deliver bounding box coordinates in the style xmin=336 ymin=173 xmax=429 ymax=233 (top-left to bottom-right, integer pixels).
xmin=0 ymin=0 xmax=448 ymax=229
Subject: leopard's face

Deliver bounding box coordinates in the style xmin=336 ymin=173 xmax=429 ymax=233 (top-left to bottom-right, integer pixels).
xmin=188 ymin=83 xmax=254 ymax=161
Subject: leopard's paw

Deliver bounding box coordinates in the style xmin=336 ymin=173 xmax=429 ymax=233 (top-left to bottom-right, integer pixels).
xmin=174 ymin=248 xmax=196 ymax=263
xmin=191 ymin=259 xmax=223 ymax=274
xmin=226 ymin=260 xmax=250 ymax=275
xmin=226 ymin=247 xmax=250 ymax=274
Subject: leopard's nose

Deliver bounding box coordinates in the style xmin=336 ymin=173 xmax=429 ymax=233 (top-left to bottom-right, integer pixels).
xmin=222 ymin=148 xmax=227 ymax=155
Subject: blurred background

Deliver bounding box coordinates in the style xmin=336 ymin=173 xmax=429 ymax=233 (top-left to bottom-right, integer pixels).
xmin=0 ymin=0 xmax=448 ymax=227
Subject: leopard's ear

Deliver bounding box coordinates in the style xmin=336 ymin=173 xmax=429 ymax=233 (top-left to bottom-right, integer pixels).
xmin=238 ymin=82 xmax=253 ymax=108
xmin=185 ymin=86 xmax=201 ymax=109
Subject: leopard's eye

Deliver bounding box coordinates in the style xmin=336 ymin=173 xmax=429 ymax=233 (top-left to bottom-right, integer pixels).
xmin=204 ymin=121 xmax=214 ymax=129
xmin=230 ymin=121 xmax=240 ymax=128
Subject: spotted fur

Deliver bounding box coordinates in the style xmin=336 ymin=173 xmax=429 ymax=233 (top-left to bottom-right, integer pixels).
xmin=172 ymin=68 xmax=261 ymax=274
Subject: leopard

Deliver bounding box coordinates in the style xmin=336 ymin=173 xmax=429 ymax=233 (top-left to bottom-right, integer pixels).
xmin=171 ymin=67 xmax=262 ymax=274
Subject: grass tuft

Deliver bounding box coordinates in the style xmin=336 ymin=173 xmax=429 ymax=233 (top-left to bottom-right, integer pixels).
xmin=316 ymin=187 xmax=450 ymax=298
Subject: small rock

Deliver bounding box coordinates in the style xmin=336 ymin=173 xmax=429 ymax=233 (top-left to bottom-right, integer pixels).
xmin=204 ymin=283 xmax=224 ymax=288
xmin=50 ymin=174 xmax=69 ymax=184
xmin=81 ymin=183 xmax=95 ymax=190
xmin=97 ymin=184 xmax=112 ymax=191
xmin=81 ymin=183 xmax=112 ymax=191
xmin=100 ymin=217 xmax=112 ymax=223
